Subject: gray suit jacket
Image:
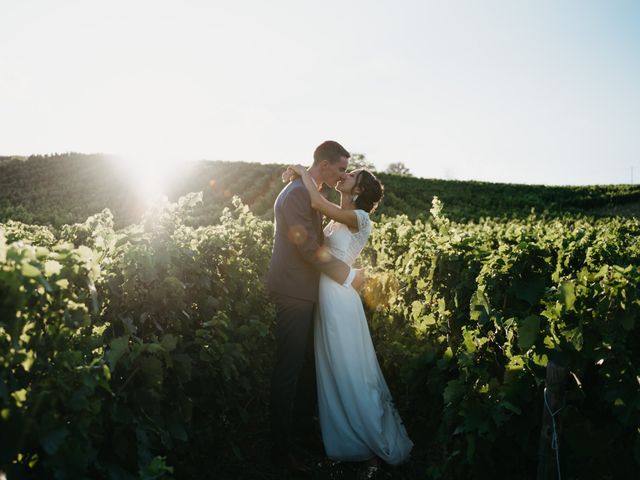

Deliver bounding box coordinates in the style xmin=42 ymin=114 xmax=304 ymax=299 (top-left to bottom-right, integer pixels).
xmin=266 ymin=178 xmax=350 ymax=302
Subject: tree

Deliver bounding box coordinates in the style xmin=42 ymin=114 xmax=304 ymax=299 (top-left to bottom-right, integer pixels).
xmin=349 ymin=153 xmax=376 ymax=172
xmin=386 ymin=162 xmax=413 ymax=176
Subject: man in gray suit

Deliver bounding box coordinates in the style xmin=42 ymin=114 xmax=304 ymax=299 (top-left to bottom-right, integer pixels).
xmin=267 ymin=140 xmax=364 ymax=473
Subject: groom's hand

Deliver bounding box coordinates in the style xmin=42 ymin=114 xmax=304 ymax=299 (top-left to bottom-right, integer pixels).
xmin=351 ymin=269 xmax=366 ymax=290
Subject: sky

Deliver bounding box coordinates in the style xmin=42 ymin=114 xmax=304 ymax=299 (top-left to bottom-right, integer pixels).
xmin=1 ymin=0 xmax=639 ymax=186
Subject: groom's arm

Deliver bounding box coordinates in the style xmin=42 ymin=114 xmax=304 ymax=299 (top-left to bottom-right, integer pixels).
xmin=282 ymin=186 xmax=353 ymax=285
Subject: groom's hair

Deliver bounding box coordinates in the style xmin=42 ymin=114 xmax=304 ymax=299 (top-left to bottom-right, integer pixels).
xmin=313 ymin=140 xmax=350 ymax=166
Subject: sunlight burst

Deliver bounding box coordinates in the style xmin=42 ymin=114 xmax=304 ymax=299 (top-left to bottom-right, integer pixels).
xmin=109 ymin=153 xmax=181 ymax=205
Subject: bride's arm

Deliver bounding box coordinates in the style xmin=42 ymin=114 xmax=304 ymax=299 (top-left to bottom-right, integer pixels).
xmin=286 ymin=165 xmax=359 ymax=230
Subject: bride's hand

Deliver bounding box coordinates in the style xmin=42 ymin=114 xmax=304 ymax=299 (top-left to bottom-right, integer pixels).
xmin=282 ymin=166 xmax=297 ymax=183
xmin=288 ymin=164 xmax=307 ymax=177
xmin=351 ymin=269 xmax=366 ymax=291
xmin=282 ymin=164 xmax=308 ymax=183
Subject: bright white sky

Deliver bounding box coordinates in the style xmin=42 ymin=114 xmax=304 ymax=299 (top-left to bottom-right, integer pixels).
xmin=1 ymin=0 xmax=639 ymax=185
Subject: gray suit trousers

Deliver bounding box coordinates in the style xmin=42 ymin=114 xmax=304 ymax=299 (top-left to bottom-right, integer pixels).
xmin=269 ymin=293 xmax=318 ymax=454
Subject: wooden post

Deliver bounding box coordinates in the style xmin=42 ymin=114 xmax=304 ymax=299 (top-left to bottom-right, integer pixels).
xmin=537 ymin=361 xmax=569 ymax=480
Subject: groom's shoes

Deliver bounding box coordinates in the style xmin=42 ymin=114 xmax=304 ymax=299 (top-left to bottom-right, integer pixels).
xmin=270 ymin=449 xmax=314 ymax=477
xmin=297 ymin=432 xmax=325 ymax=458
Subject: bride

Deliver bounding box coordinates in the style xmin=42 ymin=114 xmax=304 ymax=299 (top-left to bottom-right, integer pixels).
xmin=285 ymin=164 xmax=414 ymax=471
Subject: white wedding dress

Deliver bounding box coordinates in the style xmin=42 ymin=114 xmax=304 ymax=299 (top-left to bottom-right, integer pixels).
xmin=314 ymin=209 xmax=414 ymax=465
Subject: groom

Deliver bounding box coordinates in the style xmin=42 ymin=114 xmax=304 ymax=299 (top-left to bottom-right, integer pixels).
xmin=266 ymin=140 xmax=365 ymax=473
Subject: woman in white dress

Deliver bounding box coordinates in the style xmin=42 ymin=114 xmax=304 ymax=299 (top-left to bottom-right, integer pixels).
xmin=286 ymin=164 xmax=414 ymax=471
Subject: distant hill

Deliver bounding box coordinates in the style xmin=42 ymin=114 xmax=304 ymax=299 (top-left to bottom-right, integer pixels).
xmin=0 ymin=155 xmax=27 ymax=166
xmin=1 ymin=153 xmax=639 ymax=228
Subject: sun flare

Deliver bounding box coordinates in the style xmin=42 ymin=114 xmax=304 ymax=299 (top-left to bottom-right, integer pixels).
xmin=109 ymin=153 xmax=182 ymax=205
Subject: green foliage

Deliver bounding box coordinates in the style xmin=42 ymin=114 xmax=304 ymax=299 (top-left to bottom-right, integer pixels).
xmin=362 ymin=198 xmax=640 ymax=478
xmin=349 ymin=153 xmax=377 ymax=172
xmin=1 ymin=195 xmax=275 ymax=479
xmin=0 ymin=222 xmax=108 ymax=478
xmin=386 ymin=161 xmax=413 ymax=176
xmin=2 ymin=179 xmax=640 ymax=478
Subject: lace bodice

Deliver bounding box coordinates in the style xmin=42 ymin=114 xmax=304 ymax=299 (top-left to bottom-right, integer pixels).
xmin=323 ymin=209 xmax=371 ymax=267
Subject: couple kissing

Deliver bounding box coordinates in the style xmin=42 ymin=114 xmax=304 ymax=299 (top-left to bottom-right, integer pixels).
xmin=266 ymin=140 xmax=413 ymax=476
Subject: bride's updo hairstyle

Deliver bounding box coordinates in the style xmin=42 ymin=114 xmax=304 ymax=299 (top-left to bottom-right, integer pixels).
xmin=351 ymin=169 xmax=384 ymax=213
